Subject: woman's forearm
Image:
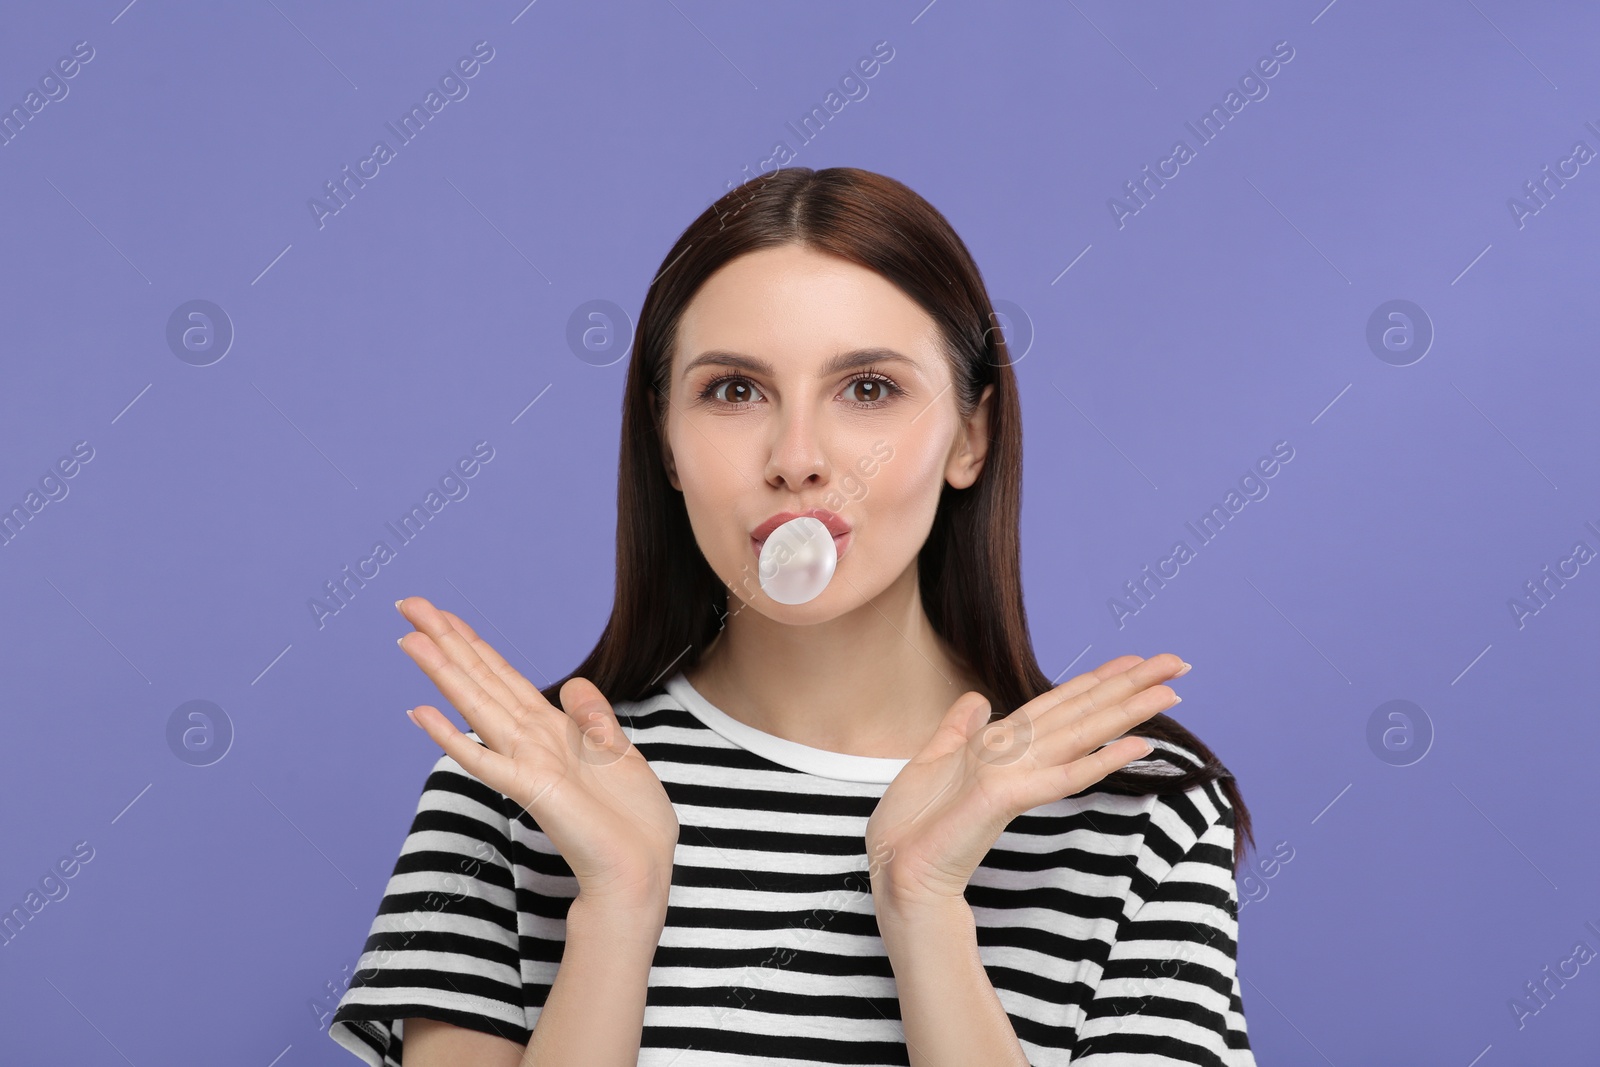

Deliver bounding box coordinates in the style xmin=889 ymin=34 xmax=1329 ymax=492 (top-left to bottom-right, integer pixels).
xmin=520 ymin=894 xmax=667 ymax=1066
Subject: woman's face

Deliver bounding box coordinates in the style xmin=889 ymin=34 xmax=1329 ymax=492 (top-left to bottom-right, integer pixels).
xmin=657 ymin=243 xmax=993 ymax=621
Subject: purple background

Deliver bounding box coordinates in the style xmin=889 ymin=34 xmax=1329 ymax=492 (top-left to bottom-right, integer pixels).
xmin=3 ymin=1 xmax=1597 ymax=1062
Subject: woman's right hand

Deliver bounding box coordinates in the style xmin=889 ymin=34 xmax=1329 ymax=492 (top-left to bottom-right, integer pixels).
xmin=394 ymin=596 xmax=679 ymax=911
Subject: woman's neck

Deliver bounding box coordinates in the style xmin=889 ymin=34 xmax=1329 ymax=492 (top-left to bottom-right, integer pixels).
xmin=683 ymin=571 xmax=991 ymax=759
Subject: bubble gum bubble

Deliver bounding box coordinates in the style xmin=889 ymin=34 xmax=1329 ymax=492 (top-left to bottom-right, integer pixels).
xmin=758 ymin=516 xmax=838 ymax=605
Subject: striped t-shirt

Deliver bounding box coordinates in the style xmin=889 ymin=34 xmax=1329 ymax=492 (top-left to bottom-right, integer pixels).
xmin=329 ymin=670 xmax=1255 ymax=1066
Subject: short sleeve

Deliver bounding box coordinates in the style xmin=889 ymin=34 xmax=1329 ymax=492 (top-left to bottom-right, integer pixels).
xmin=1070 ymin=778 xmax=1255 ymax=1066
xmin=327 ymin=736 xmax=534 ymax=1066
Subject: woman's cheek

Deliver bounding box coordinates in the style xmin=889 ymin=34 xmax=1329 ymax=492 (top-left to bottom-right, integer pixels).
xmin=676 ymin=482 xmax=743 ymax=585
xmin=884 ymin=462 xmax=947 ymax=552
xmin=884 ymin=439 xmax=946 ymax=509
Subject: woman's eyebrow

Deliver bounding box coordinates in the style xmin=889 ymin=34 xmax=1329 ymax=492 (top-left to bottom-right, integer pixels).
xmin=681 ymin=347 xmax=918 ymax=379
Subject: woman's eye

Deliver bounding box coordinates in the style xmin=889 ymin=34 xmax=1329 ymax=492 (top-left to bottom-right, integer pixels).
xmin=705 ymin=377 xmax=761 ymax=404
xmin=844 ymin=375 xmax=901 ymax=406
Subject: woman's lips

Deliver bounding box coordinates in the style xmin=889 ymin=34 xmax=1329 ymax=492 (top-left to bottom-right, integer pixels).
xmin=751 ymin=508 xmax=851 ymax=542
xmin=752 ymin=529 xmax=851 ymax=561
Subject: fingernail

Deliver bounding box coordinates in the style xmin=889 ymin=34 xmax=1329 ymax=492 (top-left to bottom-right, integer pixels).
xmin=396 ymin=635 xmax=406 ymax=648
xmin=405 ymin=708 xmax=419 ymax=726
xmin=1170 ymin=694 xmax=1183 ymax=705
xmin=1174 ymin=661 xmax=1193 ymax=677
xmin=395 ymin=599 xmax=405 ymax=613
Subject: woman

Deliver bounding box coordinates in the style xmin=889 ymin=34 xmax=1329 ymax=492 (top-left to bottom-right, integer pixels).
xmin=329 ymin=167 xmax=1257 ymax=1066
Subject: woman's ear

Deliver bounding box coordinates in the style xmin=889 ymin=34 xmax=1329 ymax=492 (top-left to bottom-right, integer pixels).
xmin=651 ymin=388 xmax=683 ymax=491
xmin=945 ymin=383 xmax=995 ymax=489
xmin=663 ymin=444 xmax=681 ymax=491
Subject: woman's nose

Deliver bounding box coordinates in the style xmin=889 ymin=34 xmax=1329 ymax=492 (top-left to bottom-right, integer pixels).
xmin=763 ymin=410 xmax=830 ymax=487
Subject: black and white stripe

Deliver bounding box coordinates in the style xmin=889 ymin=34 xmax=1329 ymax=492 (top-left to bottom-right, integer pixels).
xmin=330 ymin=673 xmax=1254 ymax=1066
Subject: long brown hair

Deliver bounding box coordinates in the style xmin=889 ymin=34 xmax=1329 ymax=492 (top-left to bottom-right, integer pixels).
xmin=538 ymin=166 xmax=1254 ymax=874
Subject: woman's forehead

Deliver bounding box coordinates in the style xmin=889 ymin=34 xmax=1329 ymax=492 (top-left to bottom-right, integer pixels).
xmin=674 ymin=250 xmax=944 ymax=378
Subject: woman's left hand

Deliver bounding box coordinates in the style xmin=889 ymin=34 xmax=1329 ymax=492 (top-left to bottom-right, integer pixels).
xmin=864 ymin=652 xmax=1190 ymax=906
